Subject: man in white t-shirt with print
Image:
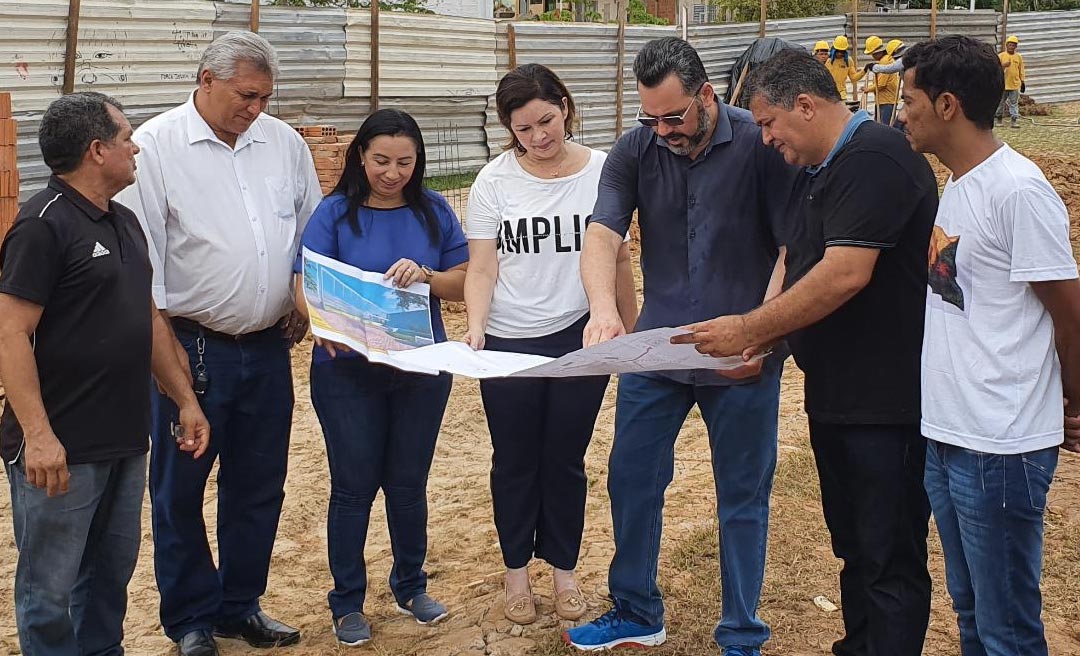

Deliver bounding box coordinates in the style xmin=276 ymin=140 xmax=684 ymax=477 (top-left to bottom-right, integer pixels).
xmin=899 ymin=35 xmax=1080 ymax=656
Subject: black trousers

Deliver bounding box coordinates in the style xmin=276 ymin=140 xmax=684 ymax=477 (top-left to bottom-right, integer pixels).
xmin=479 ymin=315 xmax=609 ymax=570
xmin=808 ymin=420 xmax=932 ymax=656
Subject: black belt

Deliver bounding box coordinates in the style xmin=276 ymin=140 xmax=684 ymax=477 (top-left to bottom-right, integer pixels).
xmin=170 ymin=316 xmax=278 ymax=342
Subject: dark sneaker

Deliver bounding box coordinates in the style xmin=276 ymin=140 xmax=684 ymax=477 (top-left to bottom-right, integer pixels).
xmin=723 ymin=647 xmax=762 ymax=656
xmin=396 ymin=593 xmax=449 ymax=625
xmin=563 ymin=607 xmax=666 ymax=651
xmin=333 ymin=613 xmax=371 ymax=647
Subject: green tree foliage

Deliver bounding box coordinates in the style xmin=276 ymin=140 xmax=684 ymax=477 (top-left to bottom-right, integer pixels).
xmin=628 ymin=0 xmax=669 ymax=23
xmin=536 ymin=0 xmax=611 ymax=21
xmin=538 ymin=7 xmax=576 ymax=19
xmin=270 ymin=0 xmax=434 ymax=13
xmin=710 ymin=0 xmax=835 ymax=21
xmin=535 ymin=0 xmax=660 ymax=22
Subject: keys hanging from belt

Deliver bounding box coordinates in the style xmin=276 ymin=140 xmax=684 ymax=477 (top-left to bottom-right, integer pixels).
xmin=193 ymin=334 xmax=210 ymax=396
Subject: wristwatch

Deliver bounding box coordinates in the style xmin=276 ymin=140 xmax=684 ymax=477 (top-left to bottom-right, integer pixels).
xmin=420 ymin=264 xmax=435 ymax=283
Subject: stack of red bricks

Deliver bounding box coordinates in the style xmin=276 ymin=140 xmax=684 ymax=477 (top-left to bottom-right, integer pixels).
xmin=297 ymin=125 xmax=348 ymax=196
xmin=0 ymin=92 xmax=17 ymax=242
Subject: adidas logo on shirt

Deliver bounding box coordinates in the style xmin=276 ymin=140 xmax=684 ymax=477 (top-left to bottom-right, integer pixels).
xmin=91 ymin=242 xmax=111 ymax=258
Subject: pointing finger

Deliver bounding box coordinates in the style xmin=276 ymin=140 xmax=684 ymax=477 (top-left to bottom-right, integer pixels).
xmin=670 ymin=332 xmax=702 ymax=345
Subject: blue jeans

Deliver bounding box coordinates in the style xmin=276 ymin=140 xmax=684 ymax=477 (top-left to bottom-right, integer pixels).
xmin=607 ymin=370 xmax=780 ymax=648
xmin=924 ymin=440 xmax=1058 ymax=656
xmin=877 ymin=103 xmax=895 ymax=126
xmin=7 ymin=454 xmax=146 ymax=656
xmin=310 ymin=357 xmax=452 ymax=619
xmin=150 ymin=324 xmax=294 ymax=640
xmin=996 ymin=90 xmax=1020 ymax=121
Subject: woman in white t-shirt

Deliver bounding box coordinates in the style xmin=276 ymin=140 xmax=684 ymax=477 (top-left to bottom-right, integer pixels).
xmin=463 ymin=64 xmax=636 ymax=625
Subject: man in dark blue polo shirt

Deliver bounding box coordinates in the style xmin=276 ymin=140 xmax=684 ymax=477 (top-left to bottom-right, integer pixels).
xmin=0 ymin=92 xmax=209 ymax=656
xmin=564 ymin=37 xmax=799 ymax=655
xmin=675 ymin=50 xmax=937 ymax=656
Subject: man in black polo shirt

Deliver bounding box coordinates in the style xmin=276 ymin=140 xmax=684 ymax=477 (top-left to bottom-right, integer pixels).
xmin=0 ymin=92 xmax=209 ymax=656
xmin=675 ymin=49 xmax=937 ymax=656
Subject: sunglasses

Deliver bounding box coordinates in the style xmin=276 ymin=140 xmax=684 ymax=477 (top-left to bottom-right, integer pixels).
xmin=636 ymin=83 xmax=706 ymax=128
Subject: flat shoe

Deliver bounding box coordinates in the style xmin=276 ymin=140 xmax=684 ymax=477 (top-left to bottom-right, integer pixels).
xmin=554 ymin=586 xmax=587 ymax=620
xmin=504 ymin=591 xmax=537 ymax=625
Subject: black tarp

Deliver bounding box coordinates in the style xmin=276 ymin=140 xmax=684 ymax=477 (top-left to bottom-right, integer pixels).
xmin=722 ymin=37 xmax=806 ymax=109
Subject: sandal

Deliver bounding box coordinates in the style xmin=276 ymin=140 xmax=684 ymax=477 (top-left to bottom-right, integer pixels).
xmin=554 ymin=584 xmax=587 ymax=620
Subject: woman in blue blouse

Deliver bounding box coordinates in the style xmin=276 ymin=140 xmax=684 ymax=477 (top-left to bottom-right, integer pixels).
xmin=293 ymin=109 xmax=468 ymax=647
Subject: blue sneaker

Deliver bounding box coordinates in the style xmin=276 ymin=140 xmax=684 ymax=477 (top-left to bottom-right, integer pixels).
xmin=723 ymin=647 xmax=761 ymax=656
xmin=332 ymin=612 xmax=371 ymax=647
xmin=563 ymin=607 xmax=666 ymax=651
xmin=396 ymin=593 xmax=449 ymax=625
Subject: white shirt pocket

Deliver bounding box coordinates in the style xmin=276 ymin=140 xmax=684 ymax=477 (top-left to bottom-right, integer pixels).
xmin=264 ymin=176 xmax=296 ymax=222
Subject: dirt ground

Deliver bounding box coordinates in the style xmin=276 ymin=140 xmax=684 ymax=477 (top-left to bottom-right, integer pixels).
xmin=1 ymin=109 xmax=1080 ymax=656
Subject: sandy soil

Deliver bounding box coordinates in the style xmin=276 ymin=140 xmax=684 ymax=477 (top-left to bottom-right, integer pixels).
xmin=2 ymin=137 xmax=1080 ymax=655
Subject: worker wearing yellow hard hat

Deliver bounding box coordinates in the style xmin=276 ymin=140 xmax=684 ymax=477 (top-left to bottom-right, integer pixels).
xmin=814 ymin=40 xmax=830 ymax=64
xmin=859 ymin=35 xmax=900 ymax=125
xmin=864 ymin=35 xmax=884 ymax=56
xmin=825 ymin=35 xmax=862 ymax=102
xmin=996 ymin=35 xmax=1026 ymax=128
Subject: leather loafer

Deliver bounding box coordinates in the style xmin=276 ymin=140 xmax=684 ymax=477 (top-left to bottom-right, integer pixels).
xmin=214 ymin=611 xmax=300 ymax=648
xmin=176 ymin=629 xmax=219 ymax=656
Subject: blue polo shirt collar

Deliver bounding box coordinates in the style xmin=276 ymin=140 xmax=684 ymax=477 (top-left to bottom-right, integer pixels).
xmin=806 ymin=109 xmax=872 ymax=175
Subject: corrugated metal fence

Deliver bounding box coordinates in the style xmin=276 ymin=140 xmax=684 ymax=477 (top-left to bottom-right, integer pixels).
xmin=1007 ymin=10 xmax=1080 ymax=104
xmin=2 ymin=0 xmax=215 ymax=200
xmin=848 ymin=10 xmax=1000 ymax=48
xmin=689 ymin=15 xmax=847 ymax=94
xmin=3 ymin=3 xmax=1077 ymax=200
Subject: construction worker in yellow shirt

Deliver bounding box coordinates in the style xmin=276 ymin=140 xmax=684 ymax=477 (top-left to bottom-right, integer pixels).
xmin=996 ymin=35 xmax=1026 ymax=128
xmin=861 ymin=35 xmax=900 ymax=126
xmin=825 ymin=35 xmax=862 ymax=103
xmin=814 ymin=40 xmax=830 ymax=65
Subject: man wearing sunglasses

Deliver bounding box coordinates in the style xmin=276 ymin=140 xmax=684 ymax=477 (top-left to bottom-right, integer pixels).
xmin=565 ymin=37 xmax=800 ymax=656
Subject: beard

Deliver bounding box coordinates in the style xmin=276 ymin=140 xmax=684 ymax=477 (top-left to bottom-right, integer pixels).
xmin=662 ymin=98 xmax=710 ymax=156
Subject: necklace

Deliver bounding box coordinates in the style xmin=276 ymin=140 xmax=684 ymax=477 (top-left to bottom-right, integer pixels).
xmin=523 ymin=146 xmax=572 ymax=179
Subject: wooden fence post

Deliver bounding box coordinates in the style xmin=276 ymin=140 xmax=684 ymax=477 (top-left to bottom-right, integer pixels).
xmin=62 ymin=0 xmax=81 ymax=95
xmin=852 ymin=0 xmax=859 ymax=103
xmin=370 ymin=0 xmax=380 ymax=113
xmin=615 ymin=0 xmax=626 ymax=137
xmin=507 ymin=22 xmax=517 ymax=70
xmin=1000 ymin=0 xmax=1009 ymax=48
xmin=250 ymin=0 xmax=260 ymax=32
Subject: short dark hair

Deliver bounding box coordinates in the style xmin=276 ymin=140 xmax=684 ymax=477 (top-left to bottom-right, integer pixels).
xmin=745 ymin=48 xmax=841 ymax=109
xmin=495 ymin=63 xmax=576 ymax=153
xmin=633 ymin=37 xmax=707 ymax=94
xmin=38 ymin=92 xmax=124 ymax=175
xmin=902 ymin=35 xmax=1003 ymax=130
